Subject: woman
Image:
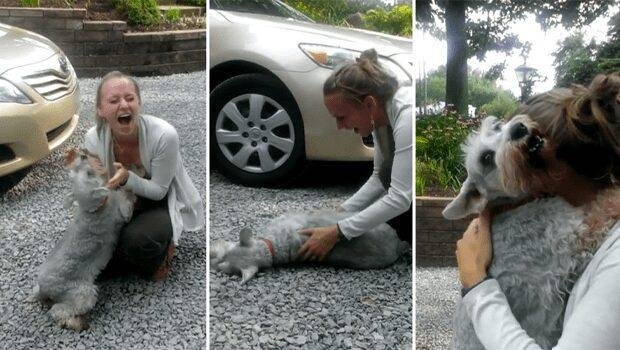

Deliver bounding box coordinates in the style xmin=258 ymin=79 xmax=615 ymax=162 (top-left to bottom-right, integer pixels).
xmin=297 ymin=49 xmax=412 ymax=262
xmin=84 ymin=71 xmax=204 ymax=280
xmin=457 ymin=74 xmax=620 ymax=349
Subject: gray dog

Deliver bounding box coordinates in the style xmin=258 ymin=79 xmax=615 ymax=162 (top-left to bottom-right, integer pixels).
xmin=445 ymin=115 xmax=617 ymax=349
xmin=30 ymin=149 xmax=135 ymax=331
xmin=210 ymin=211 xmax=408 ymax=284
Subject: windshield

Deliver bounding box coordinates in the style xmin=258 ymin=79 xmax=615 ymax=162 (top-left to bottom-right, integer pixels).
xmin=210 ymin=0 xmax=314 ymax=22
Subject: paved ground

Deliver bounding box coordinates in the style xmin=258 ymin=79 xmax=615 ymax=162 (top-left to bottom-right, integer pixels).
xmin=416 ymin=267 xmax=459 ymax=350
xmin=209 ymin=166 xmax=413 ymax=349
xmin=0 ymin=72 xmax=206 ymax=349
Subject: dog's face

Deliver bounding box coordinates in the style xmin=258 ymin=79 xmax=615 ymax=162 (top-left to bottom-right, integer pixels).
xmin=65 ymin=149 xmax=109 ymax=213
xmin=443 ymin=115 xmax=556 ymax=219
xmin=210 ymin=228 xmax=264 ymax=284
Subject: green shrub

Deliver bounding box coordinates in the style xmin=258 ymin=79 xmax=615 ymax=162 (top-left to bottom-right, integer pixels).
xmin=363 ymin=5 xmax=412 ymax=37
xmin=416 ymin=114 xmax=481 ymax=193
xmin=164 ymin=7 xmax=181 ymax=23
xmin=114 ymin=0 xmax=161 ymax=27
xmin=479 ymin=92 xmax=518 ymax=118
xmin=20 ymin=0 xmax=39 ymax=7
xmin=178 ymin=0 xmax=205 ymax=6
xmin=283 ymin=0 xmax=362 ymax=25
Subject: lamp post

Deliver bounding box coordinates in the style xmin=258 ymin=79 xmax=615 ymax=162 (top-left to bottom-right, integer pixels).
xmin=515 ymin=64 xmax=537 ymax=102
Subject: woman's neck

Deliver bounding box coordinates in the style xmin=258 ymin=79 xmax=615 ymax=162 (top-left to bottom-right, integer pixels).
xmin=373 ymin=105 xmax=390 ymax=128
xmin=112 ymin=130 xmax=138 ymax=145
xmin=555 ymin=171 xmax=606 ymax=207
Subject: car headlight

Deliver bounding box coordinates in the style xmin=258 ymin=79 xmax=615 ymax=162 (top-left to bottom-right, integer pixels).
xmin=299 ymin=44 xmax=410 ymax=85
xmin=0 ymin=79 xmax=31 ymax=104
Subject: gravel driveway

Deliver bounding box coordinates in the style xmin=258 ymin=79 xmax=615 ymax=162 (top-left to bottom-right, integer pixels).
xmin=416 ymin=267 xmax=459 ymax=350
xmin=209 ymin=167 xmax=413 ymax=349
xmin=0 ymin=72 xmax=206 ymax=349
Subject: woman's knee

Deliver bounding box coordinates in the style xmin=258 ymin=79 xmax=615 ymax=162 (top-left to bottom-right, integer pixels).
xmin=119 ymin=208 xmax=172 ymax=257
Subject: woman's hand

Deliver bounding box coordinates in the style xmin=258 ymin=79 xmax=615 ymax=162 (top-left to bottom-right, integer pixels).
xmin=106 ymin=162 xmax=129 ymax=189
xmin=297 ymin=225 xmax=340 ymax=262
xmin=456 ymin=210 xmax=493 ymax=288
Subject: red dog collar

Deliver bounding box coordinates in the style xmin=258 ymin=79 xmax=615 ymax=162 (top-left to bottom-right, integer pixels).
xmin=261 ymin=238 xmax=275 ymax=257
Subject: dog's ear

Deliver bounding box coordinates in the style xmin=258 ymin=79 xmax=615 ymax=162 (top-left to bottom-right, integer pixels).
xmin=240 ymin=265 xmax=258 ymax=284
xmin=239 ymin=227 xmax=253 ymax=247
xmin=64 ymin=148 xmax=78 ymax=167
xmin=443 ymin=180 xmax=487 ymax=220
xmin=82 ymin=187 xmax=110 ymax=213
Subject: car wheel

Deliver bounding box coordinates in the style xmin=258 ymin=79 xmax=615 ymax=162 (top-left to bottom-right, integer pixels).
xmin=0 ymin=167 xmax=30 ymax=195
xmin=210 ymin=73 xmax=305 ymax=186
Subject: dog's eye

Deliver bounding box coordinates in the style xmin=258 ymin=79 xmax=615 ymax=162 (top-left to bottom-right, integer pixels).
xmin=80 ymin=154 xmax=87 ymax=160
xmin=86 ymin=170 xmax=95 ymax=177
xmin=480 ymin=150 xmax=495 ymax=167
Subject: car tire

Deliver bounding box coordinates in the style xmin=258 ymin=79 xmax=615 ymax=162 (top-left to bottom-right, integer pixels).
xmin=210 ymin=73 xmax=305 ymax=186
xmin=0 ymin=167 xmax=30 ymax=195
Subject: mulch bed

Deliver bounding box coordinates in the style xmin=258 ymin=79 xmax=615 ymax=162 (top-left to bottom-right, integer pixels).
xmin=0 ymin=0 xmax=204 ymax=31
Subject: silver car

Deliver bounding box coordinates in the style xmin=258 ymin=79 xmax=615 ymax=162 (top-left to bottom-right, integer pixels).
xmin=0 ymin=22 xmax=79 ymax=185
xmin=210 ymin=0 xmax=412 ymax=186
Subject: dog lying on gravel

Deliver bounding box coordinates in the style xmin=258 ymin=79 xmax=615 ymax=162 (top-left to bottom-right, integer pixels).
xmin=210 ymin=211 xmax=408 ymax=284
xmin=29 ymin=149 xmax=135 ymax=331
xmin=445 ymin=115 xmax=619 ymax=349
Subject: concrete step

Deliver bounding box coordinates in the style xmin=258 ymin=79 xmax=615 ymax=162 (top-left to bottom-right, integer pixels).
xmin=158 ymin=5 xmax=204 ymax=17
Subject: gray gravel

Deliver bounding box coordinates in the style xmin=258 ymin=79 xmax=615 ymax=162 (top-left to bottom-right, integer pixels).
xmin=0 ymin=71 xmax=206 ymax=349
xmin=209 ymin=168 xmax=413 ymax=349
xmin=416 ymin=267 xmax=459 ymax=350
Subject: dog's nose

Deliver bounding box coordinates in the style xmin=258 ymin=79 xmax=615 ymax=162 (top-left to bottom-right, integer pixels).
xmin=510 ymin=122 xmax=528 ymax=141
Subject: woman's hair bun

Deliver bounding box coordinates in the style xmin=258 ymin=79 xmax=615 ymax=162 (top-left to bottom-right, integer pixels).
xmin=356 ymin=48 xmax=379 ymax=64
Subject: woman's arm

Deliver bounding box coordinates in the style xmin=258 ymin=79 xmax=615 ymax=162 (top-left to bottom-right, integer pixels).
xmin=337 ymin=105 xmax=412 ymax=239
xmin=124 ymin=127 xmax=179 ymax=200
xmin=339 ymin=139 xmax=386 ymax=212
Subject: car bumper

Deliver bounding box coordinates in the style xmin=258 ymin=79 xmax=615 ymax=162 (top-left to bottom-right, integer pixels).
xmin=0 ymin=92 xmax=79 ymax=176
xmin=276 ymin=68 xmax=374 ymax=161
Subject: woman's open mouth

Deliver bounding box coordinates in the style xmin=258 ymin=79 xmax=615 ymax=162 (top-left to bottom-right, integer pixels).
xmin=117 ymin=114 xmax=132 ymax=125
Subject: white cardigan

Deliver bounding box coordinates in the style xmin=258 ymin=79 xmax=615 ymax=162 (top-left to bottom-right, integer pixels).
xmin=463 ymin=222 xmax=620 ymax=349
xmin=338 ymin=86 xmax=413 ymax=239
xmin=83 ymin=114 xmax=204 ymax=245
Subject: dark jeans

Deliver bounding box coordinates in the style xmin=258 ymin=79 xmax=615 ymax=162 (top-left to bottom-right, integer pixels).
xmin=103 ymin=196 xmax=173 ymax=278
xmin=386 ymin=204 xmax=412 ymax=244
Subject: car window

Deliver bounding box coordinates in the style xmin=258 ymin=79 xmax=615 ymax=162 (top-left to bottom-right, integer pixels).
xmin=210 ymin=0 xmax=314 ymax=23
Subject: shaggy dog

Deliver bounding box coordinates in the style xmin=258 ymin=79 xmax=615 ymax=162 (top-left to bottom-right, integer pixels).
xmin=30 ymin=149 xmax=135 ymax=331
xmin=445 ymin=114 xmax=619 ymax=349
xmin=210 ymin=211 xmax=408 ymax=284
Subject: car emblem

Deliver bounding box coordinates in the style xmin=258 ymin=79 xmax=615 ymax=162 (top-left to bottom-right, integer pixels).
xmin=59 ymin=55 xmax=68 ymax=73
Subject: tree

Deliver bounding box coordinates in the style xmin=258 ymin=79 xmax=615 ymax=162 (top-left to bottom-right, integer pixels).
xmin=416 ymin=66 xmax=517 ymax=115
xmin=553 ymin=33 xmax=598 ymax=87
xmin=417 ymin=0 xmax=616 ymax=115
xmin=553 ymin=11 xmax=620 ymax=87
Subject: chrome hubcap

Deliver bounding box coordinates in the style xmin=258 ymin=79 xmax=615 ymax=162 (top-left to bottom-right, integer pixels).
xmin=216 ymin=94 xmax=295 ymax=173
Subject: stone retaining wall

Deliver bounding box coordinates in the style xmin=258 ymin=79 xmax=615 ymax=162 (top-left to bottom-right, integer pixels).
xmin=0 ymin=7 xmax=205 ymax=77
xmin=416 ymin=197 xmax=471 ymax=267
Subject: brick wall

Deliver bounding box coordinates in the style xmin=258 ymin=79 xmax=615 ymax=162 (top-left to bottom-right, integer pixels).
xmin=0 ymin=7 xmax=205 ymax=77
xmin=416 ymin=197 xmax=472 ymax=267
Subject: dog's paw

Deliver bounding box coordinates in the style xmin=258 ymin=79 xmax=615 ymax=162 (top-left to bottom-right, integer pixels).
xmin=59 ymin=315 xmax=89 ymax=331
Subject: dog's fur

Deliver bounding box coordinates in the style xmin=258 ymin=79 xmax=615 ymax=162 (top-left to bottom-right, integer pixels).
xmin=445 ymin=115 xmax=620 ymax=349
xmin=210 ymin=211 xmax=407 ymax=284
xmin=30 ymin=149 xmax=135 ymax=331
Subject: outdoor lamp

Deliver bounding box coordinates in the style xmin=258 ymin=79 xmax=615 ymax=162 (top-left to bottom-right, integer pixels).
xmin=515 ymin=64 xmax=537 ymax=102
